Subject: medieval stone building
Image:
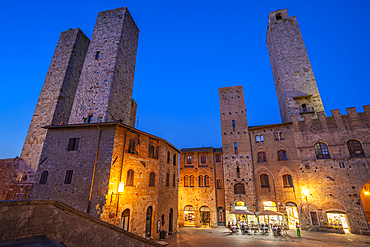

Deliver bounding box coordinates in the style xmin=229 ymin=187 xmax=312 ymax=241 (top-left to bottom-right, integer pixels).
xmin=178 ymin=9 xmax=370 ymax=234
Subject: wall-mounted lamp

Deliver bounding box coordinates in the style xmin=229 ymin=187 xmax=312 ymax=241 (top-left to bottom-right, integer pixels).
xmin=118 ymin=182 xmax=125 ymax=193
xmin=365 ymin=191 xmax=370 ymax=196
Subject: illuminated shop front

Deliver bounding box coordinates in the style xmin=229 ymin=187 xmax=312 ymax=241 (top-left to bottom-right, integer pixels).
xmin=184 ymin=205 xmax=195 ymax=226
xmin=258 ymin=201 xmax=284 ymax=225
xmin=233 ymin=201 xmax=255 ymax=224
xmin=286 ymin=202 xmax=299 ymax=229
xmin=326 ymin=212 xmax=349 ymax=233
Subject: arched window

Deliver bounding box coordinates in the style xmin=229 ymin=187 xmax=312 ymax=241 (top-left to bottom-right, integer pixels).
xmin=190 ymin=175 xmax=194 ymax=187
xmin=126 ymin=169 xmax=134 ymax=186
xmin=274 ymin=131 xmax=284 ymax=141
xmin=314 ymin=143 xmax=330 ymax=159
xmin=260 ymin=174 xmax=269 ymax=188
xmin=128 ymin=139 xmax=136 ymax=154
xmin=199 ymin=175 xmax=204 ymax=187
xmin=39 ymin=170 xmax=48 ymax=184
xmin=187 ymin=156 xmax=192 ymax=164
xmin=234 ymin=183 xmax=245 ymax=194
xmin=282 ymin=174 xmax=293 ymax=188
xmin=167 ymin=151 xmax=170 ymax=163
xmin=122 ymin=209 xmax=130 ymax=231
xmin=173 ymin=154 xmax=176 ymax=166
xmin=232 ymin=120 xmax=236 ymax=131
xmin=201 ymin=155 xmax=206 ymax=164
xmin=149 ymin=145 xmax=155 ymax=158
xmin=184 ymin=175 xmax=189 ymax=187
xmin=257 ymin=152 xmax=267 ymax=162
xmin=149 ymin=172 xmax=155 ymax=187
xmin=260 ymin=135 xmax=264 ymax=142
xmin=145 ymin=206 xmax=152 ymax=238
xmin=278 ymin=150 xmax=287 ymax=160
xmin=347 ymin=140 xmax=365 ymax=158
xmin=256 ymin=135 xmax=260 ymax=143
xmin=204 ymin=175 xmax=210 ymax=187
xmin=234 ymin=142 xmax=238 ymax=154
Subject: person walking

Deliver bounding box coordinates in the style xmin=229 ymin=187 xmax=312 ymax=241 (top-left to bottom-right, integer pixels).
xmin=296 ymin=222 xmax=301 ymax=237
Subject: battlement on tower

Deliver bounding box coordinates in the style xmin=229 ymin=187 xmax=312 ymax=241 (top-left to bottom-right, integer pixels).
xmin=291 ymin=105 xmax=370 ymax=132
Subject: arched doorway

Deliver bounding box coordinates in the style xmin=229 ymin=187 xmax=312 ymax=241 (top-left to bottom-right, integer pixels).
xmin=145 ymin=206 xmax=152 ymax=238
xmin=184 ymin=205 xmax=195 ymax=226
xmin=217 ymin=207 xmax=225 ymax=226
xmin=286 ymin=202 xmax=299 ymax=229
xmin=361 ymin=181 xmax=370 ymax=226
xmin=169 ymin=208 xmax=173 ymax=234
xmin=121 ymin=209 xmax=130 ymax=231
xmin=200 ymin=206 xmax=210 ymax=226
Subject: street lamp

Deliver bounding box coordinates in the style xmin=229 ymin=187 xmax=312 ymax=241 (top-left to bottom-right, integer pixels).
xmin=302 ymin=188 xmax=309 ymax=202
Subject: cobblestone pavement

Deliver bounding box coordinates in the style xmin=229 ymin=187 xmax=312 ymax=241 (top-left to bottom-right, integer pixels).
xmin=165 ymin=227 xmax=370 ymax=246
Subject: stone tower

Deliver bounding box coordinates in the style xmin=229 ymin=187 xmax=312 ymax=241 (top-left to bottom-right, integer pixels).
xmin=266 ymin=9 xmax=324 ymax=123
xmin=219 ymin=86 xmax=256 ymax=222
xmin=68 ymin=7 xmax=139 ymax=126
xmin=21 ymin=29 xmax=90 ymax=171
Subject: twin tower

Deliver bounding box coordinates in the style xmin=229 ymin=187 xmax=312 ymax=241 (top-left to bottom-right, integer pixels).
xmin=21 ymin=7 xmax=139 ymax=171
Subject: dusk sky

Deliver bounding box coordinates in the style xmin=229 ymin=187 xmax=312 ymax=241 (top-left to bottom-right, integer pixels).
xmin=1 ymin=0 xmax=369 ymax=158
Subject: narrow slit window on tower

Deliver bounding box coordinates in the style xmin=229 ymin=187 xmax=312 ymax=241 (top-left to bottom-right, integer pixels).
xmin=95 ymin=51 xmax=100 ymax=60
xmin=87 ymin=115 xmax=93 ymax=123
xmin=232 ymin=120 xmax=235 ymax=131
xmin=276 ymin=13 xmax=282 ymax=20
xmin=234 ymin=142 xmax=238 ymax=155
xmin=64 ymin=170 xmax=73 ymax=184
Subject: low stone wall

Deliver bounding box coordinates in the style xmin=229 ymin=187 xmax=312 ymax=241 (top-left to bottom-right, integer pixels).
xmin=0 ymin=200 xmax=167 ymax=247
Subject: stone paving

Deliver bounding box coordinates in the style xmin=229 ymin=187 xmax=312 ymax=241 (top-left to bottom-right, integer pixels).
xmin=165 ymin=227 xmax=370 ymax=246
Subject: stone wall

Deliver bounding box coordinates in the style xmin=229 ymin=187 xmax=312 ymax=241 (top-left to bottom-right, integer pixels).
xmin=266 ymin=9 xmax=324 ymax=122
xmin=0 ymin=200 xmax=167 ymax=247
xmin=68 ymin=7 xmax=139 ymax=125
xmin=21 ymin=28 xmax=89 ymax=171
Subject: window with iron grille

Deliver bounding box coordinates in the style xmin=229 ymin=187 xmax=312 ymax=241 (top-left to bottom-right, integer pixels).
xmin=347 ymin=140 xmax=365 ymax=158
xmin=314 ymin=143 xmax=330 ymax=159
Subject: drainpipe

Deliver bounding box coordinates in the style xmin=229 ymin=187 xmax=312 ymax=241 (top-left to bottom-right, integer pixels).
xmin=87 ymin=125 xmax=102 ymax=214
xmin=116 ymin=129 xmax=131 ymax=216
xmin=248 ymin=133 xmax=258 ymax=211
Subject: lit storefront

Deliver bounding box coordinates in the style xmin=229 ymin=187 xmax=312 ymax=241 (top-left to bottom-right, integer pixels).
xmin=286 ymin=202 xmax=299 ymax=229
xmin=258 ymin=201 xmax=284 ymax=225
xmin=233 ymin=201 xmax=255 ymax=224
xmin=326 ymin=212 xmax=349 ymax=233
xmin=184 ymin=205 xmax=195 ymax=226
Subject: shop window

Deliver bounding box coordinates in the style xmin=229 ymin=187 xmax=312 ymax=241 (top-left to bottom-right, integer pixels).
xmin=64 ymin=170 xmax=73 ymax=184
xmin=256 ymin=135 xmax=260 ymax=143
xmin=234 ymin=142 xmax=238 ymax=155
xmin=128 ymin=139 xmax=136 ymax=154
xmin=234 ymin=183 xmax=245 ymax=194
xmin=260 ymin=174 xmax=269 ymax=188
xmin=187 ymin=156 xmax=192 ymax=164
xmin=260 ymin=135 xmax=264 ymax=142
xmin=204 ymin=175 xmax=210 ymax=187
xmin=166 ymin=173 xmax=170 ymax=187
xmin=173 ymin=154 xmax=176 ymax=166
xmin=149 ymin=172 xmax=155 ymax=187
xmin=257 ymin=152 xmax=267 ymax=162
xmin=347 ymin=140 xmax=365 ymax=158
xmin=184 ymin=175 xmax=189 ymax=187
xmin=39 ymin=170 xmax=48 ymax=184
xmin=126 ymin=169 xmax=134 ymax=186
xmin=217 ymin=179 xmax=222 ymax=189
xmin=314 ymin=142 xmax=330 ymax=159
xmin=215 ymin=154 xmax=221 ymax=163
xmin=167 ymin=151 xmax=170 ymax=163
xmin=199 ymin=175 xmax=204 ymax=187
xmin=67 ymin=138 xmax=80 ymax=151
xmin=278 ymin=150 xmax=287 ymax=161
xmin=190 ymin=176 xmax=194 ymax=187
xmin=173 ymin=174 xmax=176 ymax=187
xmin=274 ymin=131 xmax=283 ymax=141
xmin=201 ymin=155 xmax=206 ymax=164
xmin=282 ymin=174 xmax=293 ymax=188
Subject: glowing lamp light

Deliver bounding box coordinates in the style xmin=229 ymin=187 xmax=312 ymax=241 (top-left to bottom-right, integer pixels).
xmin=302 ymin=188 xmax=309 ymax=197
xmin=118 ymin=182 xmax=125 ymax=193
xmin=364 ymin=191 xmax=370 ymax=196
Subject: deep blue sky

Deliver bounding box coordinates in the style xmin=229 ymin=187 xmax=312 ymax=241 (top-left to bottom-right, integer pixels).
xmin=1 ymin=1 xmax=369 ymax=158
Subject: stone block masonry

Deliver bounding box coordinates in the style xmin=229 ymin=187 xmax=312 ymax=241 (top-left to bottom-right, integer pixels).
xmin=68 ymin=7 xmax=139 ymax=126
xmin=21 ymin=28 xmax=90 ymax=172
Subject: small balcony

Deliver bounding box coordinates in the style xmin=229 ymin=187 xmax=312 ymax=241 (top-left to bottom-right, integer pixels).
xmin=300 ymin=107 xmax=314 ymax=114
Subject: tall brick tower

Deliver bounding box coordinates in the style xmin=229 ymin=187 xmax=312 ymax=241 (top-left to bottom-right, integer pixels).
xmin=21 ymin=29 xmax=90 ymax=171
xmin=266 ymin=9 xmax=324 ymax=123
xmin=68 ymin=7 xmax=139 ymax=126
xmin=219 ymin=86 xmax=256 ymax=222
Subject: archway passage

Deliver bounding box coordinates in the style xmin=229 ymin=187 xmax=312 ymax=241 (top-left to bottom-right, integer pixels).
xmin=361 ymin=181 xmax=370 ymax=225
xmin=184 ymin=205 xmax=195 ymax=226
xmin=200 ymin=206 xmax=210 ymax=226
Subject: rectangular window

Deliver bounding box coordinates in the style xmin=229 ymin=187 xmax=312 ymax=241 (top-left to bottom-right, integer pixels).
xmin=67 ymin=138 xmax=80 ymax=151
xmin=64 ymin=170 xmax=73 ymax=184
xmin=95 ymin=51 xmax=100 ymax=60
xmin=215 ymin=154 xmax=221 ymax=163
xmin=166 ymin=173 xmax=169 ymax=187
xmin=173 ymin=174 xmax=176 ymax=187
xmin=217 ymin=179 xmax=222 ymax=189
xmin=339 ymin=163 xmax=345 ymax=168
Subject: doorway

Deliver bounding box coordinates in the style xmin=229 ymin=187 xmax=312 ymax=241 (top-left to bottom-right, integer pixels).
xmin=200 ymin=206 xmax=210 ymax=226
xmin=217 ymin=207 xmax=225 ymax=226
xmin=286 ymin=202 xmax=299 ymax=229
xmin=146 ymin=206 xmax=152 ymax=238
xmin=184 ymin=205 xmax=195 ymax=226
xmin=121 ymin=209 xmax=130 ymax=231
